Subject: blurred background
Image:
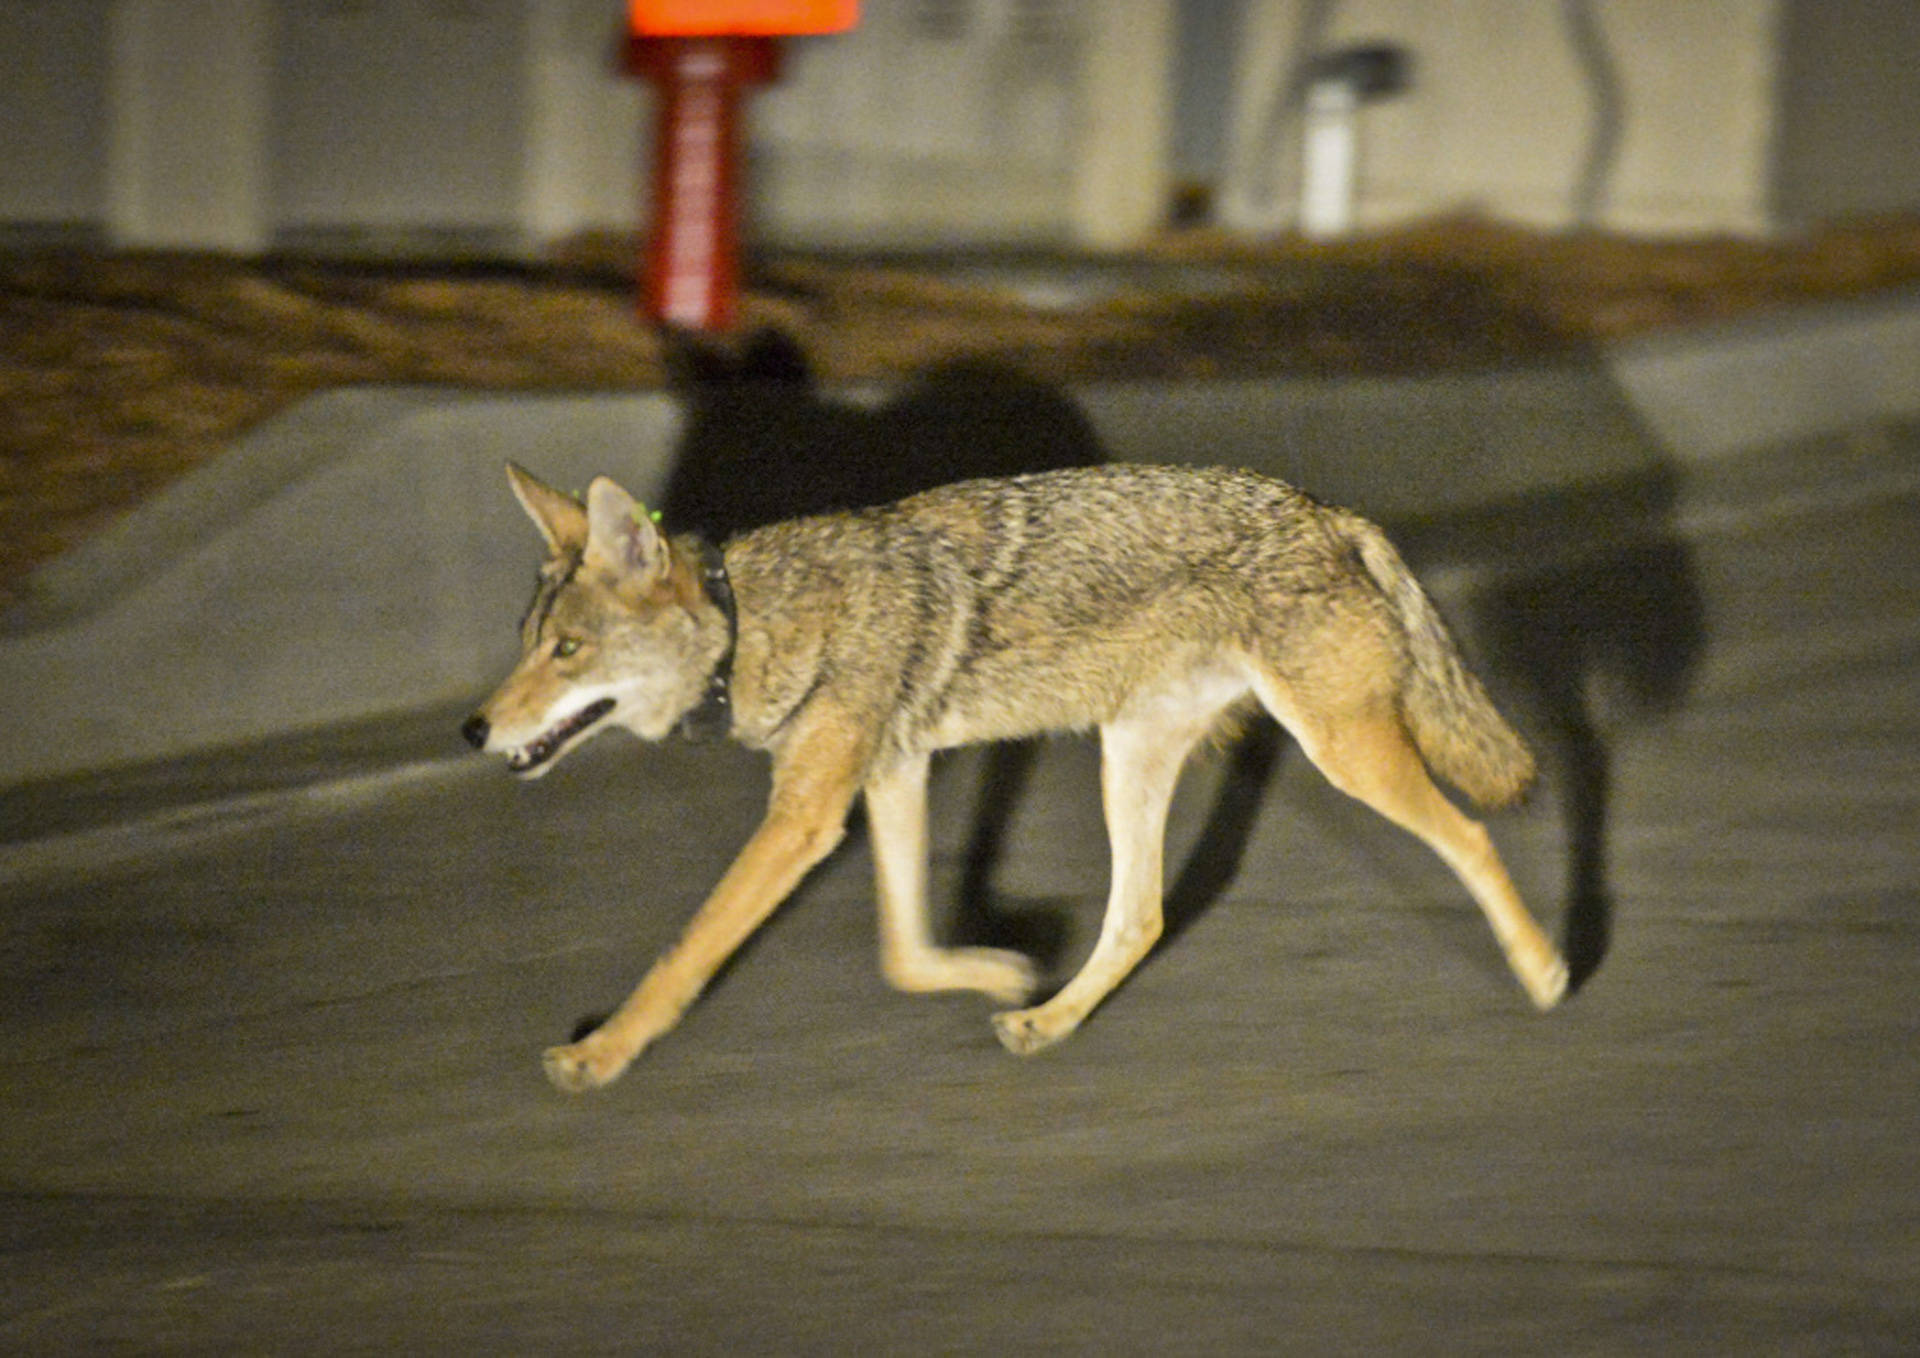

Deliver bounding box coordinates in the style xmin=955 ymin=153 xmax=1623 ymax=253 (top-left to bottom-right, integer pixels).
xmin=4 ymin=0 xmax=1918 ymax=254
xmin=8 ymin=0 xmax=1920 ymax=605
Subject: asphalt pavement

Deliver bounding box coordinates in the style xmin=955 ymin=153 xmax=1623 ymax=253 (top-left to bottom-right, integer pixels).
xmin=2 ymin=427 xmax=1917 ymax=1353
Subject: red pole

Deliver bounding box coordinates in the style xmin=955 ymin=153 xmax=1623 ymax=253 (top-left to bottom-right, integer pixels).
xmin=628 ymin=36 xmax=780 ymax=333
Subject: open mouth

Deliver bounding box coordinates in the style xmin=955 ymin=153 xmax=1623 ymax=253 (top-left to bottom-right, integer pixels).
xmin=507 ymin=697 xmax=616 ymax=774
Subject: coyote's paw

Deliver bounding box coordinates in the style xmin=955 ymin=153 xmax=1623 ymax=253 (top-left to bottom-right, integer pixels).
xmin=1525 ymin=954 xmax=1571 ymax=1012
xmin=991 ymin=1005 xmax=1075 ymax=1057
xmin=542 ymin=1040 xmax=630 ymax=1094
xmin=947 ymin=947 xmax=1040 ymax=1005
xmin=883 ymin=946 xmax=1038 ymax=1005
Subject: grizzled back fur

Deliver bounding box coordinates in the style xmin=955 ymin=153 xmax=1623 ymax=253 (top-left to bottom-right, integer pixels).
xmin=714 ymin=464 xmax=1534 ymax=811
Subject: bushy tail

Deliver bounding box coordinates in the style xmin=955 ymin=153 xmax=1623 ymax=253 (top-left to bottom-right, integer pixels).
xmin=1334 ymin=511 xmax=1535 ymax=808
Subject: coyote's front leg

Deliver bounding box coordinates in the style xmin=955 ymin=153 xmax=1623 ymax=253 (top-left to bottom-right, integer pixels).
xmin=543 ymin=730 xmax=863 ymax=1092
xmin=865 ymin=752 xmax=1038 ymax=1004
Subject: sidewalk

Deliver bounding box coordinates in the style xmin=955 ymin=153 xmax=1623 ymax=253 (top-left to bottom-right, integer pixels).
xmin=2 ymin=414 xmax=1916 ymax=1352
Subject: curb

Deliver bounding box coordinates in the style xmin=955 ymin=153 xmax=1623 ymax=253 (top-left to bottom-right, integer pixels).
xmin=2 ymin=287 xmax=1917 ymax=789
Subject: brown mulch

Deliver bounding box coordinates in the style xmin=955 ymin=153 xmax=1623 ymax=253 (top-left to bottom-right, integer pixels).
xmin=5 ymin=213 xmax=1920 ymax=608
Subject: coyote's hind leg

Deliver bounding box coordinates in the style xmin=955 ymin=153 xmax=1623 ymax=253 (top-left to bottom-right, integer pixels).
xmin=992 ymin=704 xmax=1219 ymax=1055
xmin=1257 ymin=676 xmax=1567 ymax=1010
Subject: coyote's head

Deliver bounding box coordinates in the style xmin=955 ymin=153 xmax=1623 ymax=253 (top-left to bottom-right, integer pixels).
xmin=461 ymin=463 xmax=732 ymax=777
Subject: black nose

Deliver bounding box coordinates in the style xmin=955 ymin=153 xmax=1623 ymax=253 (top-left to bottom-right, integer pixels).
xmin=460 ymin=714 xmax=490 ymax=750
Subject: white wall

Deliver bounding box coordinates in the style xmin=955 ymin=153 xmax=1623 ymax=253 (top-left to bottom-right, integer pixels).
xmin=107 ymin=0 xmax=274 ymax=251
xmin=1070 ymin=0 xmax=1175 ymax=248
xmin=751 ymin=3 xmax=1077 ymax=245
xmin=0 ymin=0 xmax=112 ymax=237
xmin=1772 ymin=0 xmax=1920 ymax=226
xmin=523 ymin=0 xmax=646 ymax=243
xmin=1220 ymin=0 xmax=1781 ymax=236
xmin=267 ymin=0 xmax=640 ymax=254
xmin=5 ymin=0 xmax=1918 ymax=253
xmin=1597 ymin=0 xmax=1778 ymax=233
xmin=269 ymin=0 xmax=529 ymax=250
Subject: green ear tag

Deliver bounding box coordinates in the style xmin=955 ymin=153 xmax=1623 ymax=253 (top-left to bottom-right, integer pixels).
xmin=632 ymin=504 xmax=664 ymax=526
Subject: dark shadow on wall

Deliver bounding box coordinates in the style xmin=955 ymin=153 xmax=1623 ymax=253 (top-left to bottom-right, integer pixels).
xmin=655 ymin=325 xmax=1106 ymax=974
xmin=658 ymin=326 xmax=1103 ymax=537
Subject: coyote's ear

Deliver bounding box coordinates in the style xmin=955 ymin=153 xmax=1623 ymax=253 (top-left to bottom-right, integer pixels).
xmin=584 ymin=476 xmax=670 ymax=583
xmin=506 ymin=462 xmax=587 ymax=554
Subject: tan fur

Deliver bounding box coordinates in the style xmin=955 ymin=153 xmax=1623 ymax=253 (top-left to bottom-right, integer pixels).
xmin=467 ymin=462 xmax=1567 ymax=1092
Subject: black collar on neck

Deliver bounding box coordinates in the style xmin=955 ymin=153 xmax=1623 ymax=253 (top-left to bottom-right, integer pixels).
xmin=676 ymin=537 xmax=737 ymax=742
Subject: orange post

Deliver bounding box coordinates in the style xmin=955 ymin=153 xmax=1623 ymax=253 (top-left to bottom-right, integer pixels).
xmin=626 ymin=0 xmax=858 ymax=333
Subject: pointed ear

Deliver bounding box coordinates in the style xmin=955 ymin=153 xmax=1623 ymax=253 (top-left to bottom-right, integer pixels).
xmin=584 ymin=476 xmax=670 ymax=583
xmin=506 ymin=462 xmax=587 ymax=554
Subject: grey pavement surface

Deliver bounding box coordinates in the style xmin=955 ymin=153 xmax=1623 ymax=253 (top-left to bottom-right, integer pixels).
xmin=2 ymin=425 xmax=1917 ymax=1351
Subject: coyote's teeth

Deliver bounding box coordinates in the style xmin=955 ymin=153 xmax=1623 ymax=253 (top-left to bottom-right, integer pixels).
xmin=509 ymin=698 xmax=615 ymax=774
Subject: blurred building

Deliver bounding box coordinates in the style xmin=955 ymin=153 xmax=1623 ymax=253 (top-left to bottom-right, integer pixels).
xmin=2 ymin=0 xmax=1917 ymax=256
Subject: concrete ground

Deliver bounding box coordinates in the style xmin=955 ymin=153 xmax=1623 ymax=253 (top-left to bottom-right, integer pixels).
xmin=1 ymin=420 xmax=1915 ymax=1351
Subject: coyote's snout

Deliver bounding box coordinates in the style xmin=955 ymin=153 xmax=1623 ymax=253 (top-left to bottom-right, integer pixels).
xmin=466 ymin=462 xmax=1566 ymax=1093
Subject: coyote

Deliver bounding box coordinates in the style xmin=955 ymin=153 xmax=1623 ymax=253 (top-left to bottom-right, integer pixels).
xmin=463 ymin=462 xmax=1567 ymax=1092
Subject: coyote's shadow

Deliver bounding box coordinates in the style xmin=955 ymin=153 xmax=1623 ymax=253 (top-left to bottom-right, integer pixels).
xmin=655 ymin=329 xmax=1702 ymax=1003
xmin=658 ymin=326 xmax=1104 ymax=543
xmin=655 ymin=326 xmax=1105 ymax=974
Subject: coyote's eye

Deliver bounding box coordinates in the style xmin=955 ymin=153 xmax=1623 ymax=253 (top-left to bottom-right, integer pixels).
xmin=553 ymin=637 xmax=582 ymax=659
